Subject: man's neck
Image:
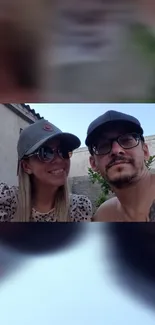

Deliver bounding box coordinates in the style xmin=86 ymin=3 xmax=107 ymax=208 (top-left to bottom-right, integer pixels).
xmin=112 ymin=170 xmax=153 ymax=218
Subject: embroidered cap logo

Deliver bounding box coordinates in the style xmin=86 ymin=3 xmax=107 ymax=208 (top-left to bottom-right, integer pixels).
xmin=43 ymin=124 xmax=53 ymax=132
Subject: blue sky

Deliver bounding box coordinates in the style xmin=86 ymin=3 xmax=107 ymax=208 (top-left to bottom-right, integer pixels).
xmin=29 ymin=103 xmax=155 ymax=147
xmin=0 ymin=225 xmax=154 ymax=325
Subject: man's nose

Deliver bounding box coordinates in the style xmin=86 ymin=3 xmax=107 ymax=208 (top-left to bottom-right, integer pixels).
xmin=110 ymin=141 xmax=125 ymax=156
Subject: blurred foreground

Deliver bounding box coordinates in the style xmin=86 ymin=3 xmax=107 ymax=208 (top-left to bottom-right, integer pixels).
xmin=0 ymin=224 xmax=155 ymax=324
xmin=0 ymin=1 xmax=155 ymax=102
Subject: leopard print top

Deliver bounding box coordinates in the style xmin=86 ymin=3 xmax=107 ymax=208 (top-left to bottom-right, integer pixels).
xmin=0 ymin=183 xmax=92 ymax=222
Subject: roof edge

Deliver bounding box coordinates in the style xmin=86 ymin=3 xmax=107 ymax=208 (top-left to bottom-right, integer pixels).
xmin=4 ymin=104 xmax=42 ymax=124
xmin=20 ymin=104 xmax=43 ymax=120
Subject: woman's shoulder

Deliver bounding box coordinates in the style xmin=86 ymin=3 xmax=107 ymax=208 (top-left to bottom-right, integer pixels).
xmin=0 ymin=182 xmax=18 ymax=195
xmin=0 ymin=183 xmax=18 ymax=221
xmin=69 ymin=193 xmax=93 ymax=222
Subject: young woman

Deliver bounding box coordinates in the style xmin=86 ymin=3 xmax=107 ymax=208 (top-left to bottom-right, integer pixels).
xmin=0 ymin=119 xmax=92 ymax=222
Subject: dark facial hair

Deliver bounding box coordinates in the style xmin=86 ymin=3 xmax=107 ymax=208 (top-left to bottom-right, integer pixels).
xmin=105 ymin=154 xmax=137 ymax=189
xmin=107 ymin=174 xmax=138 ymax=189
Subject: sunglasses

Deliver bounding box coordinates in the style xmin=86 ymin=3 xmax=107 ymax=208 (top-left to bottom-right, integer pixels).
xmin=26 ymin=146 xmax=73 ymax=162
xmin=92 ymin=133 xmax=141 ymax=156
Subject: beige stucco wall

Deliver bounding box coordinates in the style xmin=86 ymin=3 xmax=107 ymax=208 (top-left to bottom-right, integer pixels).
xmin=69 ymin=147 xmax=90 ymax=178
xmin=0 ymin=104 xmax=34 ymax=185
xmin=69 ymin=135 xmax=155 ymax=177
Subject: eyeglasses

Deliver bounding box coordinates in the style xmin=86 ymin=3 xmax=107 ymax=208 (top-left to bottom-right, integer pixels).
xmin=25 ymin=146 xmax=73 ymax=162
xmin=92 ymin=133 xmax=141 ymax=156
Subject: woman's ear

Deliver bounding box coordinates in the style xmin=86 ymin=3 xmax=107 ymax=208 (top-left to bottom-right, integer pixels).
xmin=22 ymin=160 xmax=32 ymax=175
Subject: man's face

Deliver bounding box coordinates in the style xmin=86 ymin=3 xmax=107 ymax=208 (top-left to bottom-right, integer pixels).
xmin=89 ymin=126 xmax=150 ymax=189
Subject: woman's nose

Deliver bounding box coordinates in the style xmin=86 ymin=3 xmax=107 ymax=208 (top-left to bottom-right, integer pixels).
xmin=52 ymin=152 xmax=63 ymax=162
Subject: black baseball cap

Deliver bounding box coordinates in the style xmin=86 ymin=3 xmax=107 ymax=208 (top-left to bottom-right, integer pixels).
xmin=85 ymin=110 xmax=144 ymax=146
xmin=17 ymin=119 xmax=81 ymax=161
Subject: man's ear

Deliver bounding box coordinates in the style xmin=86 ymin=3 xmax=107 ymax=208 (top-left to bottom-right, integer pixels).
xmin=142 ymin=142 xmax=150 ymax=161
xmin=22 ymin=160 xmax=33 ymax=175
xmin=89 ymin=155 xmax=98 ymax=172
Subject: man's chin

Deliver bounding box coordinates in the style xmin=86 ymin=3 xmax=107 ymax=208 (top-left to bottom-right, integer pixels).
xmin=107 ymin=174 xmax=135 ymax=189
xmin=107 ymin=169 xmax=130 ymax=181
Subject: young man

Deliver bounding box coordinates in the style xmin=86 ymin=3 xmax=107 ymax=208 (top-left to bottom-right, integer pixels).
xmin=85 ymin=110 xmax=155 ymax=222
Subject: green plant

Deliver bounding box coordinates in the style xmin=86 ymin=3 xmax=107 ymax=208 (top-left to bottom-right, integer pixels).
xmin=88 ymin=167 xmax=111 ymax=206
xmin=95 ymin=192 xmax=109 ymax=208
xmin=88 ymin=168 xmax=111 ymax=196
xmin=146 ymin=155 xmax=155 ymax=170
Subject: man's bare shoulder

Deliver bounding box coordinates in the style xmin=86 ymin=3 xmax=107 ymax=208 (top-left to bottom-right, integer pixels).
xmin=93 ymin=197 xmax=120 ymax=222
xmin=151 ymin=173 xmax=155 ymax=183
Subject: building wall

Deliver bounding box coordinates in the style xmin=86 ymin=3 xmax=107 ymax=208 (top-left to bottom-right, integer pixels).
xmin=69 ymin=147 xmax=90 ymax=178
xmin=0 ymin=104 xmax=35 ymax=186
xmin=145 ymin=135 xmax=155 ymax=158
xmin=68 ymin=176 xmax=102 ymax=214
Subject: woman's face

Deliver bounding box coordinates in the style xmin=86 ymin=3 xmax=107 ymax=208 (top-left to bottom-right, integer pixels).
xmin=22 ymin=139 xmax=71 ymax=188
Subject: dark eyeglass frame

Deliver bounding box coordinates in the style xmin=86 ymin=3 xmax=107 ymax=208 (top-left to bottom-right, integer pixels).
xmin=24 ymin=146 xmax=73 ymax=162
xmin=92 ymin=133 xmax=142 ymax=156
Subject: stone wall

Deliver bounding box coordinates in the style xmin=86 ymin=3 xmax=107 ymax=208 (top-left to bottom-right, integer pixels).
xmin=69 ymin=176 xmax=101 ymax=214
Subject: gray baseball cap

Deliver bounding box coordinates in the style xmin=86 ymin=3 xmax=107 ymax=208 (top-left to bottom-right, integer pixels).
xmin=17 ymin=119 xmax=81 ymax=161
xmin=85 ymin=110 xmax=144 ymax=146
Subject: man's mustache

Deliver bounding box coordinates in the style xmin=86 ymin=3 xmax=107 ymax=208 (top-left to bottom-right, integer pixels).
xmin=106 ymin=156 xmax=134 ymax=170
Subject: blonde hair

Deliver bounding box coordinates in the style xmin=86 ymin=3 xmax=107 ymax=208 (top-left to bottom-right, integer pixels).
xmin=14 ymin=163 xmax=70 ymax=222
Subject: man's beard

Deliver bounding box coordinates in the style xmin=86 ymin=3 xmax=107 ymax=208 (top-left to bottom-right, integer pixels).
xmin=105 ymin=155 xmax=137 ymax=189
xmin=106 ymin=173 xmax=138 ymax=189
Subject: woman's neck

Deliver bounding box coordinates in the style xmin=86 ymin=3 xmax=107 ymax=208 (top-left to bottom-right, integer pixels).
xmin=32 ymin=184 xmax=58 ymax=213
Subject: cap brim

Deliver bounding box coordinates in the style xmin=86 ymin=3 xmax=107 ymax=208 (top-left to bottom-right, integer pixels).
xmin=25 ymin=132 xmax=81 ymax=156
xmin=85 ymin=120 xmax=144 ymax=146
